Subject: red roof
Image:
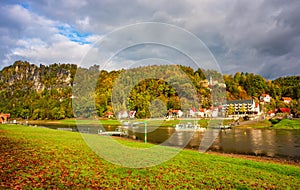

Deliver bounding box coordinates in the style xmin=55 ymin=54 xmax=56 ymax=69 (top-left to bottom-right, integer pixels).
xmin=190 ymin=108 xmax=197 ymax=112
xmin=261 ymin=93 xmax=269 ymax=97
xmin=282 ymin=97 xmax=292 ymax=101
xmin=129 ymin=110 xmax=136 ymax=115
xmin=2 ymin=113 xmax=10 ymax=117
xmin=279 ymin=108 xmax=291 ymax=113
xmin=104 ymin=111 xmax=114 ymax=116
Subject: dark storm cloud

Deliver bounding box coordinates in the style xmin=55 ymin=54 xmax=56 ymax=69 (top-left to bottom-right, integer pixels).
xmin=0 ymin=0 xmax=299 ymax=78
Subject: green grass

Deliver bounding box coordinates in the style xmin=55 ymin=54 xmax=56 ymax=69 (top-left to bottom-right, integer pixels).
xmin=1 ymin=125 xmax=299 ymax=189
xmin=272 ymin=119 xmax=300 ymax=129
xmin=237 ymin=120 xmax=273 ymax=129
xmin=236 ymin=119 xmax=300 ymax=129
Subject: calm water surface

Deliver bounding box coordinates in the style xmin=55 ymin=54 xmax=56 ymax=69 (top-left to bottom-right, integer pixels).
xmin=36 ymin=123 xmax=300 ymax=160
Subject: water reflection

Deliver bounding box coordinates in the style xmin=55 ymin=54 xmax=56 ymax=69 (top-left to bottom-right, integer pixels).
xmin=34 ymin=122 xmax=300 ymax=160
xmin=210 ymin=129 xmax=300 ymax=159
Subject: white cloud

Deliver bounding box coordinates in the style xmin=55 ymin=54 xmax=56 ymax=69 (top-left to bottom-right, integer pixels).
xmin=0 ymin=1 xmax=299 ymax=78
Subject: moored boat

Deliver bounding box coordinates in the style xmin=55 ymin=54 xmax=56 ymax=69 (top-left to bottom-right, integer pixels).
xmin=174 ymin=122 xmax=205 ymax=131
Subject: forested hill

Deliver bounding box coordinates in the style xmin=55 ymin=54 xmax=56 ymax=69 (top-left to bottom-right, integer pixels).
xmin=0 ymin=61 xmax=77 ymax=119
xmin=0 ymin=61 xmax=299 ymax=119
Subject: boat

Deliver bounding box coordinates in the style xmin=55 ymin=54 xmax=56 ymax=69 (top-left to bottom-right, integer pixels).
xmin=210 ymin=125 xmax=231 ymax=130
xmin=174 ymin=122 xmax=205 ymax=131
xmin=98 ymin=128 xmax=127 ymax=136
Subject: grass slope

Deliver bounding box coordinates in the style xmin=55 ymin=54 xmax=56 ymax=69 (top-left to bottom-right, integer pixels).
xmin=1 ymin=125 xmax=299 ymax=189
xmin=272 ymin=119 xmax=300 ymax=129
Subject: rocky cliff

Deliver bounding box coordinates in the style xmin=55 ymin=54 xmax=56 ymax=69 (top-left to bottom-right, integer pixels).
xmin=0 ymin=61 xmax=77 ymax=91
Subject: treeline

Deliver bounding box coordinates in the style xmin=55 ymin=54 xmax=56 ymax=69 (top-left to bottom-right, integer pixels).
xmin=0 ymin=61 xmax=299 ymax=119
xmin=224 ymin=73 xmax=300 ymax=116
xmin=224 ymin=72 xmax=300 ymax=100
xmin=0 ymin=61 xmax=77 ymax=119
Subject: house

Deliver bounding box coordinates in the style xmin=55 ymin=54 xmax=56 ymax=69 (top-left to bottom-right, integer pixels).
xmin=118 ymin=110 xmax=128 ymax=119
xmin=198 ymin=108 xmax=206 ymax=117
xmin=222 ymin=99 xmax=260 ymax=116
xmin=278 ymin=108 xmax=291 ymax=114
xmin=211 ymin=107 xmax=219 ymax=118
xmin=267 ymin=111 xmax=275 ymax=117
xmin=260 ymin=94 xmax=271 ymax=103
xmin=166 ymin=110 xmax=183 ymax=119
xmin=104 ymin=111 xmax=114 ymax=118
xmin=129 ymin=110 xmax=136 ymax=119
xmin=0 ymin=113 xmax=10 ymax=124
xmin=187 ymin=108 xmax=197 ymax=117
xmin=118 ymin=110 xmax=136 ymax=119
xmin=282 ymin=97 xmax=292 ymax=104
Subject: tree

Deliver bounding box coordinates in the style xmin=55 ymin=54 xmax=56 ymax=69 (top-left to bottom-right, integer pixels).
xmin=227 ymin=104 xmax=235 ymax=116
xmin=239 ymin=104 xmax=247 ymax=115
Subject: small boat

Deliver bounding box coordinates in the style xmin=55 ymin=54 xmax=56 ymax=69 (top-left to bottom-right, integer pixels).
xmin=98 ymin=128 xmax=127 ymax=136
xmin=174 ymin=122 xmax=204 ymax=131
xmin=210 ymin=125 xmax=231 ymax=130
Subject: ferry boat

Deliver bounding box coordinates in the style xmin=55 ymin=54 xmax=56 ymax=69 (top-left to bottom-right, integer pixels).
xmin=174 ymin=122 xmax=205 ymax=131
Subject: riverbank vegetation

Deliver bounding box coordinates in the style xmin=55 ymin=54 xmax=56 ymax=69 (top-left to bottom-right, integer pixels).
xmin=271 ymin=119 xmax=300 ymax=129
xmin=236 ymin=118 xmax=300 ymax=129
xmin=0 ymin=125 xmax=299 ymax=189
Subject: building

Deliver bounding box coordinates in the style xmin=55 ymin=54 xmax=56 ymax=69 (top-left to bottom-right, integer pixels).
xmin=278 ymin=108 xmax=291 ymax=114
xmin=187 ymin=108 xmax=197 ymax=117
xmin=260 ymin=94 xmax=271 ymax=103
xmin=222 ymin=99 xmax=260 ymax=116
xmin=118 ymin=110 xmax=136 ymax=119
xmin=267 ymin=111 xmax=276 ymax=117
xmin=282 ymin=97 xmax=292 ymax=104
xmin=104 ymin=111 xmax=114 ymax=118
xmin=167 ymin=110 xmax=183 ymax=119
xmin=0 ymin=113 xmax=10 ymax=123
xmin=128 ymin=110 xmax=136 ymax=119
xmin=118 ymin=110 xmax=128 ymax=119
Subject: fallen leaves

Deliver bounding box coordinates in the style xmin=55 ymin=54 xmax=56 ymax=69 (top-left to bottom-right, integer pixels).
xmin=0 ymin=125 xmax=300 ymax=189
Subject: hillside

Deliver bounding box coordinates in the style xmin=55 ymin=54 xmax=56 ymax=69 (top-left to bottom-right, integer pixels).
xmin=0 ymin=61 xmax=299 ymax=119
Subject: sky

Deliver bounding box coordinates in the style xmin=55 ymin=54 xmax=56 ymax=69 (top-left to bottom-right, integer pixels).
xmin=0 ymin=0 xmax=300 ymax=79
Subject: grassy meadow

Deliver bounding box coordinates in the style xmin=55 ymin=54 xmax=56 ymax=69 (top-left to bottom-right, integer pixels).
xmin=236 ymin=118 xmax=300 ymax=129
xmin=1 ymin=125 xmax=300 ymax=189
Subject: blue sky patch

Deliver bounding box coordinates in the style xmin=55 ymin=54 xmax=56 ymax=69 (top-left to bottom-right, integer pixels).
xmin=18 ymin=2 xmax=30 ymax=10
xmin=57 ymin=25 xmax=92 ymax=45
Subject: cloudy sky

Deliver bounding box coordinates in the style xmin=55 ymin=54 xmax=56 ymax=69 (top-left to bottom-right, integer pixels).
xmin=0 ymin=0 xmax=299 ymax=79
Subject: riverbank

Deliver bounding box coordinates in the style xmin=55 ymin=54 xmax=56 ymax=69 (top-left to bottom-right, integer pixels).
xmin=27 ymin=117 xmax=300 ymax=130
xmin=236 ymin=118 xmax=300 ymax=129
xmin=1 ymin=124 xmax=299 ymax=189
xmin=28 ymin=118 xmax=234 ymax=128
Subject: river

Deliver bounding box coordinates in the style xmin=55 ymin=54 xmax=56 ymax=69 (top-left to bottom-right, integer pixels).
xmin=34 ymin=123 xmax=300 ymax=160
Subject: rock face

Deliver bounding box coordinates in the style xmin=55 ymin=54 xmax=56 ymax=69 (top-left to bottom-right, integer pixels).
xmin=0 ymin=61 xmax=77 ymax=91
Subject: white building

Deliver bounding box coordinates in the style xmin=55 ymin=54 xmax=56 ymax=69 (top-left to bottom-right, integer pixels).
xmin=222 ymin=99 xmax=260 ymax=116
xmin=282 ymin=97 xmax=292 ymax=104
xmin=260 ymin=94 xmax=271 ymax=103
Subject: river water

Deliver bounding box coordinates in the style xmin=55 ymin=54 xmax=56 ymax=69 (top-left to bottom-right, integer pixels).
xmin=36 ymin=123 xmax=300 ymax=160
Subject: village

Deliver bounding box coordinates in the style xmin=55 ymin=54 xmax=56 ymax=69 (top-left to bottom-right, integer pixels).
xmin=1 ymin=93 xmax=293 ymax=125
xmin=112 ymin=93 xmax=293 ymax=122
